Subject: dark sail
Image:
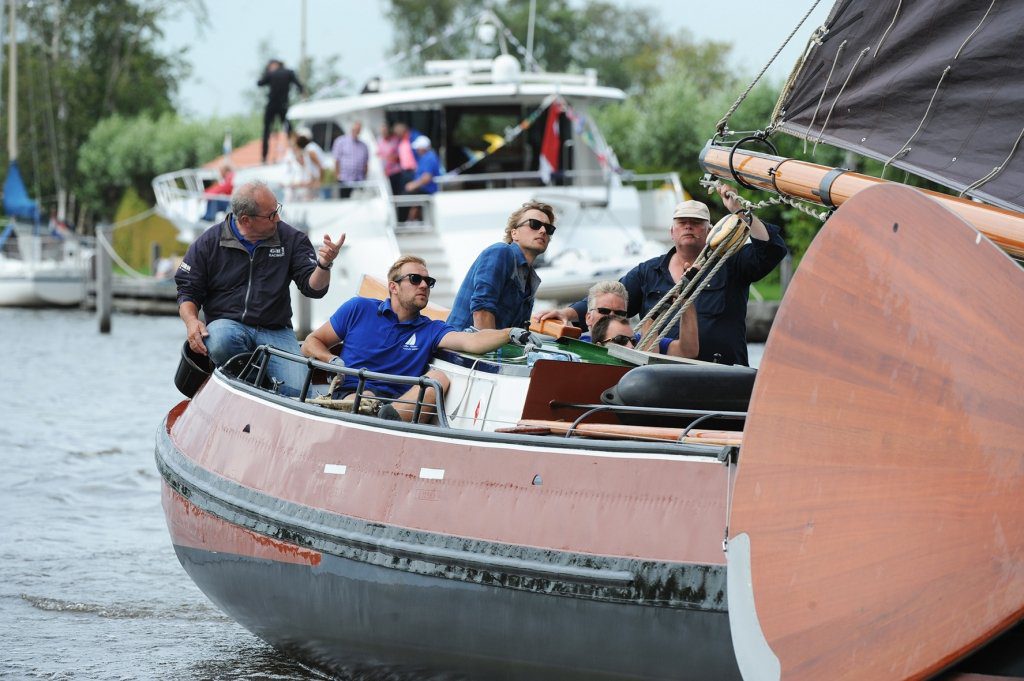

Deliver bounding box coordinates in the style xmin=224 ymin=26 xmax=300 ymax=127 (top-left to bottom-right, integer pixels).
xmin=773 ymin=0 xmax=1024 ymax=214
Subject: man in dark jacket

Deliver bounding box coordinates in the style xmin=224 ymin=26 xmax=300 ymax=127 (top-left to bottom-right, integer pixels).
xmin=175 ymin=180 xmax=343 ymax=393
xmin=538 ymin=183 xmax=787 ymax=366
xmin=258 ymin=59 xmax=304 ymax=163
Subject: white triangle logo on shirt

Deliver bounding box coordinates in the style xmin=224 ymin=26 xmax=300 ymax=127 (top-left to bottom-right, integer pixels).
xmin=404 ymin=333 xmax=417 ymax=348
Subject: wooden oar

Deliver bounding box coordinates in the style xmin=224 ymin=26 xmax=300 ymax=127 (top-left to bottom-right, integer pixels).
xmin=518 ymin=418 xmax=742 ymax=446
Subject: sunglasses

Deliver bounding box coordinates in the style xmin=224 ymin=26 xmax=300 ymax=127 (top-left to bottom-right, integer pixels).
xmin=393 ymin=273 xmax=437 ymax=289
xmin=597 ymin=334 xmax=634 ymax=347
xmin=593 ymin=307 xmax=628 ymax=319
xmin=516 ymin=218 xmax=556 ymax=236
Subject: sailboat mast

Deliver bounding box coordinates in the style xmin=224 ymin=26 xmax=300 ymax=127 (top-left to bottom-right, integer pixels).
xmin=700 ymin=143 xmax=1024 ymax=260
xmin=7 ymin=0 xmax=16 ymax=162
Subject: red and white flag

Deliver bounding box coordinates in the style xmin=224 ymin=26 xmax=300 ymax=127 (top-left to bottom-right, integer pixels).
xmin=538 ymin=100 xmax=562 ymax=184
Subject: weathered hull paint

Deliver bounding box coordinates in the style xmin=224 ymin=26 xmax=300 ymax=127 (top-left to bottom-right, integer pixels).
xmin=156 ymin=376 xmax=742 ymax=679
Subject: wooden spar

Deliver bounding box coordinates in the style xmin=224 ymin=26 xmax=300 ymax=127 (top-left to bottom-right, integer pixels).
xmin=699 ymin=143 xmax=1024 ymax=259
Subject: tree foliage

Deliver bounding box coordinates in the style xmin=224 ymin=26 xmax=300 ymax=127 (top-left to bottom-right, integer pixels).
xmin=76 ymin=112 xmax=261 ymax=211
xmin=382 ymin=0 xmax=725 ymax=96
xmin=0 ymin=0 xmax=203 ymax=225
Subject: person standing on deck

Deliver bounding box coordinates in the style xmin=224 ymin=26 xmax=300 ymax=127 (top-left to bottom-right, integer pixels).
xmin=538 ymin=183 xmax=787 ymax=365
xmin=446 ymin=201 xmax=556 ymax=331
xmin=332 ymin=120 xmax=369 ymax=199
xmin=258 ymin=59 xmax=304 ymax=164
xmin=175 ymin=180 xmax=343 ymax=394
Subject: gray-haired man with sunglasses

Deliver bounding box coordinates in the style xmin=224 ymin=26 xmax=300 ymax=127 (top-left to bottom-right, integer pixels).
xmin=446 ymin=201 xmax=556 ymax=331
xmin=176 ymin=180 xmax=343 ymax=394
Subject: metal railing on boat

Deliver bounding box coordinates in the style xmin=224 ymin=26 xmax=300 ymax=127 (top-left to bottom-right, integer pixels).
xmin=239 ymin=345 xmax=451 ymax=427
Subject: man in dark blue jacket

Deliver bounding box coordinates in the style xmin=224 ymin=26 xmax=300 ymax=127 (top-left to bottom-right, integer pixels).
xmin=175 ymin=180 xmax=342 ymax=393
xmin=539 ymin=183 xmax=787 ymax=366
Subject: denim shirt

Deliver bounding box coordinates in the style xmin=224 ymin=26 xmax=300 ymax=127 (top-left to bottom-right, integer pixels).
xmin=570 ymin=223 xmax=787 ymax=365
xmin=447 ymin=242 xmax=540 ymax=330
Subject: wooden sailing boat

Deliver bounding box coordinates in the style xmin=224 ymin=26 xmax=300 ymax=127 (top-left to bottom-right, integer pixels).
xmin=154 ymin=1 xmax=1024 ymax=679
xmin=701 ymin=1 xmax=1024 ymax=679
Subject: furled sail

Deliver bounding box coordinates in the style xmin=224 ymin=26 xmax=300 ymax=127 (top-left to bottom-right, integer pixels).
xmin=773 ymin=0 xmax=1024 ymax=214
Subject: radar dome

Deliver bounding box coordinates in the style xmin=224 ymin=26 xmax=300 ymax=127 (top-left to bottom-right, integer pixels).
xmin=492 ymin=54 xmax=521 ymax=84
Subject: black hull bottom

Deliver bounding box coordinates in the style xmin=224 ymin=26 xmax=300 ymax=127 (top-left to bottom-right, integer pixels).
xmin=174 ymin=544 xmax=741 ymax=681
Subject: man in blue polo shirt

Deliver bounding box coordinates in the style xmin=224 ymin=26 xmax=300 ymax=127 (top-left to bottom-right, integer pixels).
xmin=302 ymin=255 xmax=530 ymax=422
xmin=447 ymin=200 xmax=555 ymax=331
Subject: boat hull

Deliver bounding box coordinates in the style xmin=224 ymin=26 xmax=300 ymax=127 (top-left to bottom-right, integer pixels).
xmin=164 ymin=484 xmax=735 ymax=680
xmin=0 ymin=269 xmax=85 ymax=306
xmin=156 ymin=376 xmax=742 ymax=679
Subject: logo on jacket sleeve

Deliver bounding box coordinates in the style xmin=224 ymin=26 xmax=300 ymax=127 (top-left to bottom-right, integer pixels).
xmin=268 ymin=246 xmax=285 ymax=257
xmin=403 ymin=333 xmax=418 ymax=351
xmin=178 ymin=261 xmax=191 ymax=272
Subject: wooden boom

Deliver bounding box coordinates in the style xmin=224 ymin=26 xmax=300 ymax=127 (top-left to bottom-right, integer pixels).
xmin=700 ymin=143 xmax=1024 ymax=259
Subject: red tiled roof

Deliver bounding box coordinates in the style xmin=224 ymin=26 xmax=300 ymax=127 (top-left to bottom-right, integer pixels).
xmin=202 ymin=132 xmax=290 ymax=170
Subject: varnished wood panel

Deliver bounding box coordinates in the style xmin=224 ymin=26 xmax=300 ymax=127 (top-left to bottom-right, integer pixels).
xmin=730 ymin=184 xmax=1024 ymax=680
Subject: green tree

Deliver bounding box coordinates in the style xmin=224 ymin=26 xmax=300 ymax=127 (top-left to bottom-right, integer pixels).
xmin=77 ymin=112 xmax=261 ymax=211
xmin=1 ymin=0 xmax=205 ymax=225
xmin=382 ymin=0 xmax=700 ymax=95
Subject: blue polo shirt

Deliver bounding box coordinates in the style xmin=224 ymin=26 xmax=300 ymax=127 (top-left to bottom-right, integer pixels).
xmin=569 ymin=223 xmax=787 ymax=366
xmin=447 ymin=242 xmax=540 ymax=331
xmin=330 ymin=297 xmax=455 ymax=398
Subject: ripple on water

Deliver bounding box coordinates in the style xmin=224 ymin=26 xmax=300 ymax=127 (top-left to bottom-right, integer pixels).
xmin=20 ymin=593 xmax=226 ymax=622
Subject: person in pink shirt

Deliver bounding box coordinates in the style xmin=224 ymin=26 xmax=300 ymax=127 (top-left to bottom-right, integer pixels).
xmin=377 ymin=122 xmax=403 ymax=197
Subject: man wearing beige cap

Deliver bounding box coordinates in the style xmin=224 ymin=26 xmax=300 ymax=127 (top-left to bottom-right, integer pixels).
xmin=538 ymin=183 xmax=787 ymax=365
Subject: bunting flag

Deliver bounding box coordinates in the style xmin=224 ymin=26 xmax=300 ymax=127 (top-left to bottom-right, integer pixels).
xmin=538 ymin=100 xmax=562 ymax=184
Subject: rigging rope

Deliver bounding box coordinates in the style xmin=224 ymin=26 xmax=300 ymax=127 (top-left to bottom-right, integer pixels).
xmin=699 ymin=177 xmax=830 ymax=222
xmin=716 ymin=0 xmax=825 ymax=136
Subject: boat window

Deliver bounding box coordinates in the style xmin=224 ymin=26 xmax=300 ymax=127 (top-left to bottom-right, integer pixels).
xmin=313 ymin=122 xmax=343 ymax=152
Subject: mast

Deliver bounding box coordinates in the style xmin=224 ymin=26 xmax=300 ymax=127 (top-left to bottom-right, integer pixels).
xmin=7 ymin=0 xmax=16 ymax=162
xmin=700 ymin=143 xmax=1024 ymax=260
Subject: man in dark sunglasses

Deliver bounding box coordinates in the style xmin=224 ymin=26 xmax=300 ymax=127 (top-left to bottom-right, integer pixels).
xmin=303 ymin=255 xmax=532 ymax=422
xmin=580 ymin=283 xmax=699 ymax=358
xmin=446 ymin=201 xmax=556 ymax=332
xmin=591 ymin=316 xmax=637 ymax=349
xmin=176 ymin=180 xmax=344 ymax=396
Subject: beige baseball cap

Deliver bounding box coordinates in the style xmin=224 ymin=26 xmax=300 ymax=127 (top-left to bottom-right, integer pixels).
xmin=672 ymin=200 xmax=711 ymax=221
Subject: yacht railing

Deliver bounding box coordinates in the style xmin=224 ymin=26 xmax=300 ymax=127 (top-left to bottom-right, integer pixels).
xmin=239 ymin=345 xmax=451 ymax=427
xmin=619 ymin=171 xmax=684 ymax=199
xmin=374 ymin=70 xmax=600 ymax=93
xmin=152 ymin=168 xmax=221 ymax=224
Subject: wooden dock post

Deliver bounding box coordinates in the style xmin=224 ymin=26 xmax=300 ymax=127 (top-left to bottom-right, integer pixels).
xmin=96 ymin=223 xmax=113 ymax=333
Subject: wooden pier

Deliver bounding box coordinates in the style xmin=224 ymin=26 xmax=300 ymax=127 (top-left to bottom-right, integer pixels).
xmin=85 ymin=275 xmax=178 ymax=315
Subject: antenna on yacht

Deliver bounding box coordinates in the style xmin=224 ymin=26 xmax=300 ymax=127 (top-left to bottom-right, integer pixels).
xmin=299 ymin=0 xmax=308 ymax=86
xmin=526 ymin=0 xmax=537 ymax=71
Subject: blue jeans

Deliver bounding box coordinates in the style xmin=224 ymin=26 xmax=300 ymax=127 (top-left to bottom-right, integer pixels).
xmin=205 ymin=319 xmax=307 ymax=396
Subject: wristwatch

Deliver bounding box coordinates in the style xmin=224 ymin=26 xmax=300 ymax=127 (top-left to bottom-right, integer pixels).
xmin=317 ymin=258 xmax=333 ymax=270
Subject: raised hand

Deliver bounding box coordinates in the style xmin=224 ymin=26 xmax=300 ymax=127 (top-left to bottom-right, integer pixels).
xmin=319 ymin=233 xmax=346 ymax=267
